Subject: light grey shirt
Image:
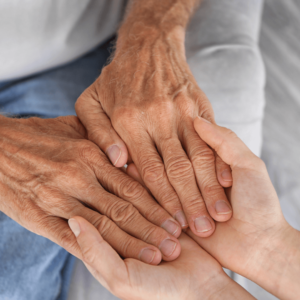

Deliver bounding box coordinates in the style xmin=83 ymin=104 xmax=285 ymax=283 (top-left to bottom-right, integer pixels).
xmin=0 ymin=0 xmax=126 ymax=81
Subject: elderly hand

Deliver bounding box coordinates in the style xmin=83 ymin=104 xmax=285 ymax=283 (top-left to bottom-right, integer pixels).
xmin=69 ymin=217 xmax=254 ymax=300
xmin=188 ymin=117 xmax=300 ymax=300
xmin=75 ymin=0 xmax=233 ymax=238
xmin=0 ymin=115 xmax=182 ymax=264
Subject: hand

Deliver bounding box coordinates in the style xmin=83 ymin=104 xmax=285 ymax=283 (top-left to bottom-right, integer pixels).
xmin=68 ymin=216 xmax=255 ymax=300
xmin=0 ymin=115 xmax=182 ymax=264
xmin=75 ymin=0 xmax=233 ymax=238
xmin=188 ymin=117 xmax=300 ymax=299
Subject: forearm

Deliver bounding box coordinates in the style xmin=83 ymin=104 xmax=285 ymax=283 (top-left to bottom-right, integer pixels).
xmin=116 ymin=0 xmax=201 ymax=54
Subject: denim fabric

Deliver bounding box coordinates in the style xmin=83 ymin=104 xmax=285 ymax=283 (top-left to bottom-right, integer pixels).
xmin=0 ymin=38 xmax=112 ymax=300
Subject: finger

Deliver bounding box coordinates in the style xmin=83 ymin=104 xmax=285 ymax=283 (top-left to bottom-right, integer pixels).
xmin=39 ymin=205 xmax=163 ymax=265
xmin=215 ymin=154 xmax=233 ymax=188
xmin=126 ymin=163 xmax=145 ymax=187
xmin=180 ymin=122 xmax=232 ymax=222
xmin=193 ymin=117 xmax=259 ymax=169
xmin=68 ymin=217 xmax=127 ymax=293
xmin=78 ymin=186 xmax=181 ymax=261
xmin=127 ymin=133 xmax=188 ymax=229
xmin=157 ymin=135 xmax=216 ymax=237
xmin=89 ymin=158 xmax=182 ymax=238
xmin=75 ymin=85 xmax=128 ymax=167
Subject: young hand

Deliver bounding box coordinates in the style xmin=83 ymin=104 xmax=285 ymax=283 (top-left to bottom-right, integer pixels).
xmin=68 ymin=216 xmax=255 ymax=300
xmin=189 ymin=117 xmax=300 ymax=300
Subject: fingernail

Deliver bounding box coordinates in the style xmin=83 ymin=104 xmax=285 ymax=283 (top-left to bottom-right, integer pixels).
xmin=139 ymin=248 xmax=156 ymax=264
xmin=174 ymin=211 xmax=188 ymax=228
xmin=106 ymin=145 xmax=121 ymax=166
xmin=68 ymin=218 xmax=81 ymax=237
xmin=194 ymin=216 xmax=212 ymax=233
xmin=159 ymin=239 xmax=177 ymax=257
xmin=215 ymin=200 xmax=232 ymax=215
xmin=198 ymin=116 xmax=211 ymax=124
xmin=161 ymin=220 xmax=180 ymax=236
xmin=221 ymin=169 xmax=233 ymax=182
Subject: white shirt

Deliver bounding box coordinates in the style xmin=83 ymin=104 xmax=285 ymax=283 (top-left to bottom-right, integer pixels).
xmin=0 ymin=0 xmax=126 ymax=81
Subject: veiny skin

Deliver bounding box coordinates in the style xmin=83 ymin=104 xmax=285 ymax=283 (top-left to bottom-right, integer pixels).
xmin=76 ymin=0 xmax=233 ymax=238
xmin=0 ymin=115 xmax=183 ymax=264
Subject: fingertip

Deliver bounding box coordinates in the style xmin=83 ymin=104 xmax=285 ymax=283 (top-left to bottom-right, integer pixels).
xmin=190 ymin=216 xmax=216 ymax=238
xmin=161 ymin=219 xmax=182 ymax=238
xmin=209 ymin=200 xmax=233 ymax=222
xmin=160 ymin=238 xmax=181 ymax=262
xmin=68 ymin=218 xmax=81 ymax=237
xmin=139 ymin=247 xmax=162 ymax=265
xmin=217 ymin=166 xmax=233 ymax=188
xmin=174 ymin=211 xmax=188 ymax=229
xmin=106 ymin=144 xmax=128 ymax=167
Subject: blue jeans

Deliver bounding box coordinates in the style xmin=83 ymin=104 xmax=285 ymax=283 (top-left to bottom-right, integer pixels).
xmin=0 ymin=38 xmax=112 ymax=300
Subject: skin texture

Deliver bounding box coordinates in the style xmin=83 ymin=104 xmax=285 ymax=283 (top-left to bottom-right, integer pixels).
xmin=188 ymin=117 xmax=300 ymax=300
xmin=119 ymin=117 xmax=300 ymax=299
xmin=75 ymin=0 xmax=233 ymax=238
xmin=69 ymin=217 xmax=255 ymax=300
xmin=0 ymin=115 xmax=184 ymax=264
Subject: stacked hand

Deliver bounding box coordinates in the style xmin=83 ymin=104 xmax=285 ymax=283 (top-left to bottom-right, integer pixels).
xmin=0 ymin=115 xmax=183 ymax=264
xmin=69 ymin=117 xmax=300 ymax=300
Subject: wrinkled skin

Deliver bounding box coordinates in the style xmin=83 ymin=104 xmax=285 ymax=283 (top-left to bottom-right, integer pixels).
xmin=0 ymin=115 xmax=183 ymax=264
xmin=76 ymin=26 xmax=233 ymax=238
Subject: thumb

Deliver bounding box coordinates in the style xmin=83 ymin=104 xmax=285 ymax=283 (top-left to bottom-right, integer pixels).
xmin=75 ymin=85 xmax=128 ymax=167
xmin=193 ymin=117 xmax=259 ymax=170
xmin=68 ymin=217 xmax=128 ymax=292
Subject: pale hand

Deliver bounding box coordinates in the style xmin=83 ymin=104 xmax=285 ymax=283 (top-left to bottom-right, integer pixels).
xmin=69 ymin=216 xmax=254 ymax=300
xmin=189 ymin=117 xmax=300 ymax=300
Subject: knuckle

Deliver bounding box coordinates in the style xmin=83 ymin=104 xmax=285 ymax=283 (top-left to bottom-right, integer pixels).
xmin=156 ymin=190 xmax=181 ymax=211
xmin=86 ymin=124 xmax=110 ymax=144
xmin=176 ymin=97 xmax=195 ymax=116
xmin=109 ymin=201 xmax=138 ymax=226
xmin=166 ymin=156 xmax=193 ymax=181
xmin=77 ymin=141 xmax=107 ymax=166
xmin=81 ymin=243 xmax=98 ymax=265
xmin=143 ymin=205 xmax=163 ymax=223
xmin=191 ymin=147 xmax=215 ymax=168
xmin=148 ymin=100 xmax=173 ymax=115
xmin=118 ymin=177 xmax=146 ymax=200
xmin=202 ymin=183 xmax=224 ymax=198
xmin=95 ymin=216 xmax=114 ymax=239
xmin=184 ymin=195 xmax=207 ymax=214
xmin=118 ymin=235 xmax=137 ymax=258
xmin=141 ymin=162 xmax=165 ymax=184
xmin=111 ymin=106 xmax=140 ymax=129
xmin=139 ymin=225 xmax=160 ymax=243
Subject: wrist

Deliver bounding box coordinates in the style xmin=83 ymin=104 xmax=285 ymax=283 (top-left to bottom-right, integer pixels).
xmin=196 ymin=272 xmax=254 ymax=300
xmin=116 ymin=23 xmax=185 ymax=59
xmin=246 ymin=223 xmax=300 ymax=299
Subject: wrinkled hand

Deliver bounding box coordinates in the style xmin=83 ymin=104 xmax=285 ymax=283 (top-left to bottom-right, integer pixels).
xmin=76 ymin=27 xmax=233 ymax=237
xmin=69 ymin=217 xmax=254 ymax=300
xmin=0 ymin=116 xmax=182 ymax=263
